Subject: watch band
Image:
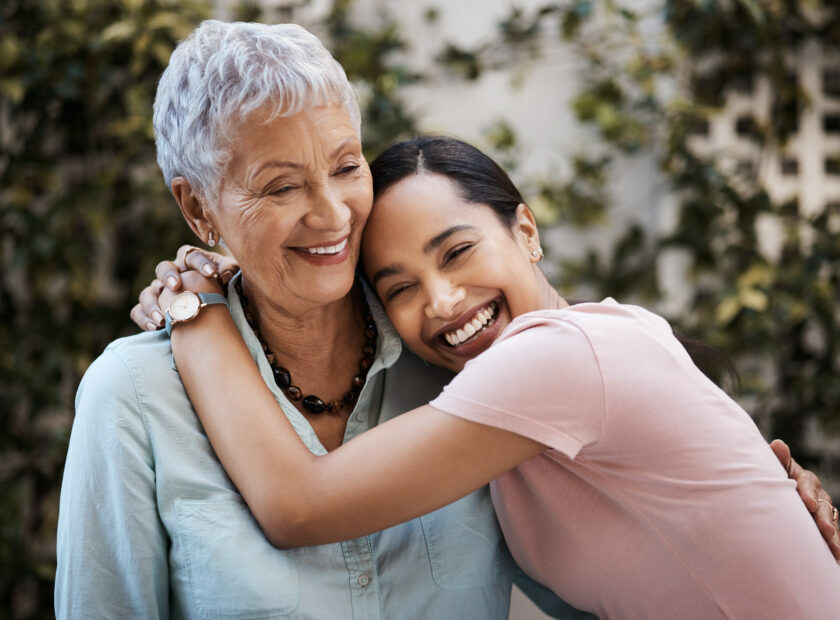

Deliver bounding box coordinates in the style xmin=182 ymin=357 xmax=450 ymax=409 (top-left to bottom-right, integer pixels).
xmin=165 ymin=292 xmax=229 ymax=336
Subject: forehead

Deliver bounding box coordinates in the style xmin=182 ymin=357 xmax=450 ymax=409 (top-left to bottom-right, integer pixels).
xmin=228 ymin=104 xmax=359 ymax=167
xmin=369 ymin=173 xmax=497 ymax=230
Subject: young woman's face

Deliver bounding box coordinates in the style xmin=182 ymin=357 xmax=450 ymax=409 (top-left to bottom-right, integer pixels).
xmin=362 ymin=173 xmax=544 ymax=372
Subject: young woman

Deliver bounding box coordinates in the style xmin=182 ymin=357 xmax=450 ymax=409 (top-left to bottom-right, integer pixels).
xmin=149 ymin=136 xmax=840 ymax=617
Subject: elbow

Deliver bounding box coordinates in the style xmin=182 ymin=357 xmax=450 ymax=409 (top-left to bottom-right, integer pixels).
xmin=254 ymin=498 xmax=320 ymax=550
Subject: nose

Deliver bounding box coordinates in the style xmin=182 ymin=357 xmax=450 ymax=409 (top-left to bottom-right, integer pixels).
xmin=424 ymin=276 xmax=466 ymax=320
xmin=305 ymin=183 xmax=351 ymax=231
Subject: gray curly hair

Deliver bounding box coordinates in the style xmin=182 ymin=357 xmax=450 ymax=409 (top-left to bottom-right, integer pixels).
xmin=153 ymin=20 xmax=361 ymax=203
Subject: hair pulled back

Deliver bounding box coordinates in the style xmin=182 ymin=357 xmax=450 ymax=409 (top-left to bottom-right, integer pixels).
xmin=370 ymin=136 xmax=524 ymax=227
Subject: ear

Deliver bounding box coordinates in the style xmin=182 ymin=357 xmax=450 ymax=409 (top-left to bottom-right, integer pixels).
xmin=513 ymin=203 xmax=541 ymax=255
xmin=171 ymin=177 xmax=214 ymax=244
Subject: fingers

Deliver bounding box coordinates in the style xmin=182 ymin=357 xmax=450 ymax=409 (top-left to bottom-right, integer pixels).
xmin=793 ymin=466 xmax=821 ymax=513
xmin=138 ymin=279 xmax=166 ymax=328
xmin=770 ymin=439 xmax=792 ymax=474
xmin=177 ymin=244 xmax=219 ymax=278
xmin=155 ymin=260 xmax=183 ymax=292
xmin=814 ymin=492 xmax=840 ymax=563
xmin=130 ymin=302 xmax=161 ymax=332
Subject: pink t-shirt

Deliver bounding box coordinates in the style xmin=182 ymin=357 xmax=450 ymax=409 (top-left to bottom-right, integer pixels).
xmin=431 ymin=300 xmax=840 ymax=619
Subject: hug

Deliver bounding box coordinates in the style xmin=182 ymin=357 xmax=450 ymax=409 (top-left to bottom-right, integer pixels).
xmin=56 ymin=19 xmax=840 ymax=619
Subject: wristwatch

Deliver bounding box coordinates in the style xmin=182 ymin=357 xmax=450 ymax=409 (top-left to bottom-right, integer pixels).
xmin=165 ymin=291 xmax=229 ymax=336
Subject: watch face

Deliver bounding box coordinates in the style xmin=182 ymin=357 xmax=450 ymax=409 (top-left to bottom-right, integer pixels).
xmin=169 ymin=291 xmax=201 ymax=322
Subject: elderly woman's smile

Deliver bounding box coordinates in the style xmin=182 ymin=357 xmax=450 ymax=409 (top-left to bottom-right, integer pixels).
xmin=213 ymin=104 xmax=373 ymax=311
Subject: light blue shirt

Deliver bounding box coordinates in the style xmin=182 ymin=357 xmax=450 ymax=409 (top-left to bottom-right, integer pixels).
xmin=55 ymin=279 xmax=516 ymax=619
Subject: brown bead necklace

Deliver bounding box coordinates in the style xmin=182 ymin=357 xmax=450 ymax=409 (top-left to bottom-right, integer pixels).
xmin=235 ymin=278 xmax=378 ymax=414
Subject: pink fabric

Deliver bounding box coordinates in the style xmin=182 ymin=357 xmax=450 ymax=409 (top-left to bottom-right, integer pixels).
xmin=431 ymin=300 xmax=840 ymax=619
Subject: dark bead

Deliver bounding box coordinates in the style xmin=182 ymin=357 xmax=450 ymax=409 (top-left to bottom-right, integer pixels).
xmin=273 ymin=367 xmax=292 ymax=389
xmin=366 ymin=322 xmax=377 ymax=332
xmin=265 ymin=353 xmax=275 ymax=365
xmin=352 ymin=375 xmax=365 ymax=389
xmin=359 ymin=357 xmax=373 ymax=371
xmin=303 ymin=395 xmax=326 ymax=413
xmin=343 ymin=391 xmax=357 ymax=405
xmin=287 ymin=386 xmax=302 ymax=401
xmin=327 ymin=400 xmax=342 ymax=413
xmin=364 ymin=328 xmax=376 ymax=339
xmin=363 ymin=345 xmax=375 ymax=356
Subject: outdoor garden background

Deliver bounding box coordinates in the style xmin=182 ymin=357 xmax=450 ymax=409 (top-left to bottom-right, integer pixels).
xmin=2 ymin=0 xmax=839 ymax=617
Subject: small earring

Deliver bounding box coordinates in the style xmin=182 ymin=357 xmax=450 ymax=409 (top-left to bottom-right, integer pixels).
xmin=530 ymin=247 xmax=543 ymax=261
xmin=207 ymin=231 xmax=216 ymax=248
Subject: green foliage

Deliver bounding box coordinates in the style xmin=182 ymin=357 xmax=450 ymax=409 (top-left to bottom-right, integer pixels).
xmin=540 ymin=0 xmax=840 ymax=453
xmin=4 ymin=0 xmax=839 ymax=616
xmin=1 ymin=1 xmax=429 ymax=615
xmin=1 ymin=1 xmax=209 ymax=615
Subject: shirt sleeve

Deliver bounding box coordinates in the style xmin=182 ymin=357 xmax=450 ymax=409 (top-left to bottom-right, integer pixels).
xmin=55 ymin=348 xmax=169 ymax=619
xmin=430 ymin=315 xmax=606 ymax=458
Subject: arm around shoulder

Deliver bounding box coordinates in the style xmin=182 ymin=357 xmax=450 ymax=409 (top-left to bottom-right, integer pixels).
xmin=56 ymin=346 xmax=169 ymax=619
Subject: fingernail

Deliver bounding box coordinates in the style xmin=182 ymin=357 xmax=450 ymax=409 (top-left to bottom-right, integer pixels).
xmin=167 ymin=276 xmax=178 ymax=289
xmin=146 ymin=322 xmax=157 ymax=331
xmin=152 ymin=310 xmax=164 ymax=325
xmin=202 ymin=264 xmax=215 ymax=276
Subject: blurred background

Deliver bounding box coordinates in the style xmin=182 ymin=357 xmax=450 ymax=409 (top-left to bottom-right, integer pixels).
xmin=2 ymin=0 xmax=839 ymax=617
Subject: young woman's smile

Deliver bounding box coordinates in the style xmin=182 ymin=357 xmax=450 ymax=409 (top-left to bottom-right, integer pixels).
xmin=362 ymin=172 xmax=545 ymax=372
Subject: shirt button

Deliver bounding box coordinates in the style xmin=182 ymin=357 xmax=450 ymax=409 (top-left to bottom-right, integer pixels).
xmin=357 ymin=574 xmax=370 ymax=587
xmin=355 ymin=410 xmax=366 ymax=422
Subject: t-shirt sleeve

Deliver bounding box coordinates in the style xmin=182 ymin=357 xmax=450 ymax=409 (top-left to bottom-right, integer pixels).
xmin=430 ymin=315 xmax=605 ymax=458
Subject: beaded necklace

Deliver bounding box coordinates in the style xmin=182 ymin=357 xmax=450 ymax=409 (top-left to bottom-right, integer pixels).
xmin=234 ymin=278 xmax=378 ymax=414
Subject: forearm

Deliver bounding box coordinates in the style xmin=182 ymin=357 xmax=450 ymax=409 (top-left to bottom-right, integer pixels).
xmin=171 ymin=309 xmax=324 ymax=543
xmin=171 ymin=309 xmax=545 ymax=547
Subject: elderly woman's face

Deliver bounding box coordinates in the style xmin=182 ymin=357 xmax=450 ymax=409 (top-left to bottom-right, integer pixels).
xmin=213 ymin=104 xmax=372 ymax=309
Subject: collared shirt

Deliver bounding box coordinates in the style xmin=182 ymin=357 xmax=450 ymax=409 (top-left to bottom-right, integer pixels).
xmin=55 ymin=277 xmax=515 ymax=619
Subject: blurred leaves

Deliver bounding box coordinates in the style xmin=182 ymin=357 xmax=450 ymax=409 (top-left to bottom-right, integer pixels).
xmin=1 ymin=1 xmax=209 ymax=616
xmin=4 ymin=0 xmax=840 ymax=617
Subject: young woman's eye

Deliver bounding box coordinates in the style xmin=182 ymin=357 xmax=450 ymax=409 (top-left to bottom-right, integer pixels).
xmin=443 ymin=243 xmax=474 ymax=266
xmin=386 ymin=283 xmax=415 ymax=301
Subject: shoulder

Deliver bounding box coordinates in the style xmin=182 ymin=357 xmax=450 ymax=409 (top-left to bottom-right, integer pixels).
xmin=75 ymin=331 xmax=178 ymax=440
xmin=483 ymin=308 xmax=604 ymax=370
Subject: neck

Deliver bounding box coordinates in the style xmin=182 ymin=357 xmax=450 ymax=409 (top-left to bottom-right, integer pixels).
xmin=240 ymin=276 xmax=363 ymax=377
xmin=538 ymin=270 xmax=568 ymax=311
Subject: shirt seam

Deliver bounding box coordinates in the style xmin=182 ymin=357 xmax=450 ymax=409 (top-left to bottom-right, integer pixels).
xmin=544 ymin=316 xmax=608 ymax=447
xmin=104 ymin=344 xmax=158 ymax=465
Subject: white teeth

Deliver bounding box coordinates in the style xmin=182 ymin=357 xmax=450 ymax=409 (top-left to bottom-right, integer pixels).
xmin=443 ymin=302 xmax=498 ymax=347
xmin=304 ymin=238 xmax=348 ymax=255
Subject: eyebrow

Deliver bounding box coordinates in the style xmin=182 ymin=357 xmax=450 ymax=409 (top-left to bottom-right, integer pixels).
xmin=422 ymin=224 xmax=475 ymax=254
xmin=371 ymin=264 xmax=406 ymax=289
xmin=329 ymin=137 xmax=361 ymax=160
xmin=252 ymin=137 xmax=361 ymax=178
xmin=371 ymin=224 xmax=477 ymax=289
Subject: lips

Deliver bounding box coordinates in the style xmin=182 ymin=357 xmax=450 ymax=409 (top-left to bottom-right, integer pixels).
xmin=443 ymin=301 xmax=498 ymax=346
xmin=300 ymin=238 xmax=348 ymax=255
xmin=292 ymin=236 xmax=351 ymax=266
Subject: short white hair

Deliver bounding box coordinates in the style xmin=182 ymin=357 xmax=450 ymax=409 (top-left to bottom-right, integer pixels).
xmin=153 ymin=20 xmax=361 ymax=203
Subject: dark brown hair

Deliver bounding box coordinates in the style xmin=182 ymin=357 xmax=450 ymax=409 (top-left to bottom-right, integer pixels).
xmin=368 ymin=135 xmax=738 ymax=390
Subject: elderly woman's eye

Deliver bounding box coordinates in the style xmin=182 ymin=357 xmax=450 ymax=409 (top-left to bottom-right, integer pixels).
xmin=270 ymin=185 xmax=296 ymax=195
xmin=337 ymin=164 xmax=360 ymax=175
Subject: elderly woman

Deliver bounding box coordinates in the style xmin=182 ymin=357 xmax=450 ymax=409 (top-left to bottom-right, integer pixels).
xmin=55 ymin=21 xmax=520 ymax=619
xmin=57 ymin=19 xmax=833 ymax=620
